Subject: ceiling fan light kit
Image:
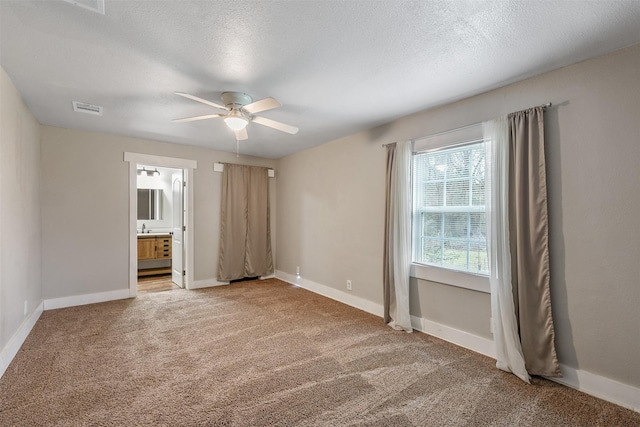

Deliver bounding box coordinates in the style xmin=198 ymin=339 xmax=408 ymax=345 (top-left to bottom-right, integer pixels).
xmin=223 ymin=109 xmax=249 ymax=131
xmin=173 ymin=91 xmax=299 ymax=144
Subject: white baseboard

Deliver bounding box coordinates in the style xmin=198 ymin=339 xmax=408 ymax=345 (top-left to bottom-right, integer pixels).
xmin=410 ymin=315 xmax=496 ymax=359
xmin=276 ymin=270 xmax=639 ymax=413
xmin=43 ymin=289 xmax=130 ymax=310
xmin=189 ymin=278 xmax=230 ymax=290
xmin=190 ymin=274 xmax=276 ymax=290
xmin=275 ymin=270 xmax=384 ymax=317
xmin=547 ymin=364 xmax=640 ymax=413
xmin=0 ymin=301 xmax=44 ymax=379
xmin=6 ymin=274 xmax=638 ymax=413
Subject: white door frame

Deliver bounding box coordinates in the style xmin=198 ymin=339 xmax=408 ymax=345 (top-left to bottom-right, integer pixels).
xmin=124 ymin=152 xmax=197 ymax=297
xmin=171 ymin=171 xmax=185 ymax=288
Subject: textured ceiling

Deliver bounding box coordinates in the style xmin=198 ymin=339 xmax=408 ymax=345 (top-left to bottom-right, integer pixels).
xmin=1 ymin=1 xmax=639 ymax=159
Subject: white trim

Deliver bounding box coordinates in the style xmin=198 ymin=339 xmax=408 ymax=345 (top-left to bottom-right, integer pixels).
xmin=411 ymin=263 xmax=490 ymax=294
xmin=410 ymin=315 xmax=496 ymax=359
xmin=213 ymin=162 xmax=275 ymax=178
xmin=124 ymin=152 xmax=197 ymax=169
xmin=547 ymin=365 xmax=640 ymax=413
xmin=189 ymin=279 xmax=230 ymax=290
xmin=124 ymin=153 xmax=197 ymax=295
xmin=276 ymin=270 xmax=639 ymax=413
xmin=276 ymin=270 xmax=384 ymax=317
xmin=183 ymin=167 xmax=195 ymax=289
xmin=189 ymin=274 xmax=275 ymax=290
xmin=128 ymin=161 xmax=138 ymax=298
xmin=276 ymin=270 xmax=491 ymax=356
xmin=6 ymin=275 xmax=637 ymax=414
xmin=43 ymin=289 xmax=130 ymax=310
xmin=0 ymin=302 xmax=44 ymax=379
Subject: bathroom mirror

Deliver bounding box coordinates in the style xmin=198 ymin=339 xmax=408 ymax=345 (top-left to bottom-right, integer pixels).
xmin=137 ymin=189 xmax=163 ymax=220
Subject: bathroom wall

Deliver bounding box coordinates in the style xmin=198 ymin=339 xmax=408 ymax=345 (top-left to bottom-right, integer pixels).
xmin=136 ymin=165 xmax=177 ymax=233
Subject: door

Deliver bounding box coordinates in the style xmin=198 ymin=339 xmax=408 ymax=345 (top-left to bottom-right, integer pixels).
xmin=171 ymin=171 xmax=184 ymax=287
xmin=137 ymin=237 xmax=156 ymax=260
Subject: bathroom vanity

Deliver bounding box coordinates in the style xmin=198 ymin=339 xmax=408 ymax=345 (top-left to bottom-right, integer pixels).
xmin=137 ymin=234 xmax=172 ymax=276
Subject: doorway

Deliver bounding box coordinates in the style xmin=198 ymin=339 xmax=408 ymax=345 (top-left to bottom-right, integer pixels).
xmin=124 ymin=152 xmax=197 ymax=297
xmin=135 ymin=165 xmax=184 ymax=291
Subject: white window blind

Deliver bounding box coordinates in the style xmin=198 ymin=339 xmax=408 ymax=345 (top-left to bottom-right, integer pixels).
xmin=412 ymin=138 xmax=488 ymax=275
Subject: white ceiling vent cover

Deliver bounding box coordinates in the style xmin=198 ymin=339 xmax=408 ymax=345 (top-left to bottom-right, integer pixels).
xmin=63 ymin=0 xmax=105 ymax=15
xmin=72 ymin=101 xmax=103 ymax=116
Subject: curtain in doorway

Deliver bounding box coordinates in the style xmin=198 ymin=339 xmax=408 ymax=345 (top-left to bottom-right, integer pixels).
xmin=484 ymin=107 xmax=560 ymax=383
xmin=218 ymin=164 xmax=273 ymax=281
xmin=383 ymin=141 xmax=413 ymax=332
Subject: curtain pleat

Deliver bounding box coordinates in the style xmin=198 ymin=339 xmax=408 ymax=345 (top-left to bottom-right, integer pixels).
xmin=383 ymin=141 xmax=412 ymax=332
xmin=218 ymin=164 xmax=273 ymax=281
xmin=508 ymin=107 xmax=561 ymax=377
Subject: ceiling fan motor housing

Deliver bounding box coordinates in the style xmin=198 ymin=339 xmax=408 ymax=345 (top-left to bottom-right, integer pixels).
xmin=222 ymin=92 xmax=253 ymax=111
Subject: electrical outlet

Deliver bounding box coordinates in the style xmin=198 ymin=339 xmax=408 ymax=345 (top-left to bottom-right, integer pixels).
xmin=346 ymin=280 xmax=352 ymax=291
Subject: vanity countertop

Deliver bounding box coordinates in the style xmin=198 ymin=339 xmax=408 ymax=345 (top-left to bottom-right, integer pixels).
xmin=137 ymin=232 xmax=172 ymax=238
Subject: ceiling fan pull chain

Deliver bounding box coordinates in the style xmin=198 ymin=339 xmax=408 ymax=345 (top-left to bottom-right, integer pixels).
xmin=236 ymin=139 xmax=240 ymax=157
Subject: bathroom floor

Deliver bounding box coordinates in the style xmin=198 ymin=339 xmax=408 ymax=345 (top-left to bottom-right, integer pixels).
xmin=137 ymin=274 xmax=180 ymax=293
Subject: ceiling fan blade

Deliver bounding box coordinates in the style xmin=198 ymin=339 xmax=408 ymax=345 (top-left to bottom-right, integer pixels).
xmin=252 ymin=116 xmax=299 ymax=135
xmin=243 ymin=97 xmax=281 ymax=114
xmin=235 ymin=127 xmax=248 ymax=141
xmin=172 ymin=114 xmax=223 ymax=123
xmin=175 ymin=92 xmax=227 ymax=110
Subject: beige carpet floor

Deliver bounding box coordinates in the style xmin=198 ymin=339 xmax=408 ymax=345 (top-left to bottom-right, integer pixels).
xmin=1 ymin=278 xmax=638 ymax=426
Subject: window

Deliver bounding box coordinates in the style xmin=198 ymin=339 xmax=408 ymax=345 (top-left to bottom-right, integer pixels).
xmin=412 ymin=141 xmax=488 ymax=275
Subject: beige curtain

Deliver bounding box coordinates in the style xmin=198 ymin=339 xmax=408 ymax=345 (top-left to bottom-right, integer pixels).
xmin=218 ymin=164 xmax=273 ymax=281
xmin=508 ymin=107 xmax=561 ymax=377
xmin=383 ymin=143 xmax=396 ymax=324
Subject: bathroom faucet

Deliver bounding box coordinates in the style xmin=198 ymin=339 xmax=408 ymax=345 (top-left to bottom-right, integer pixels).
xmin=142 ymin=223 xmax=146 ymax=234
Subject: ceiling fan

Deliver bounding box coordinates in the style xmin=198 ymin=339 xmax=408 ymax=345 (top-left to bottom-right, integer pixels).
xmin=172 ymin=91 xmax=299 ymax=141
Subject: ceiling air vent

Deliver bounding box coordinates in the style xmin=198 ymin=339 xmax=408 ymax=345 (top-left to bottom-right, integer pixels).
xmin=72 ymin=101 xmax=103 ymax=116
xmin=63 ymin=0 xmax=105 ymax=15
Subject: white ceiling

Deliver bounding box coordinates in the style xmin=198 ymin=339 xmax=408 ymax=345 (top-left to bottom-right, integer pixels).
xmin=1 ymin=1 xmax=639 ymax=159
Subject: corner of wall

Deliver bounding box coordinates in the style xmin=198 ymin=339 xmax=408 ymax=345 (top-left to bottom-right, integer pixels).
xmin=0 ymin=302 xmax=43 ymax=379
xmin=275 ymin=270 xmax=384 ymax=317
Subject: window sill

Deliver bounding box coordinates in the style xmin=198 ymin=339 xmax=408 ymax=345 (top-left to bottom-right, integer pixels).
xmin=410 ymin=263 xmax=490 ymax=294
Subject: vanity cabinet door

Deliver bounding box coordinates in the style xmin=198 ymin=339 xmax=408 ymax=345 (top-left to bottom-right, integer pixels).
xmin=137 ymin=238 xmax=156 ymax=260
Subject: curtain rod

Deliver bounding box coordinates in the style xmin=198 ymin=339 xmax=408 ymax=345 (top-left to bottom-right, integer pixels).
xmin=381 ymin=102 xmax=552 ymax=147
xmin=216 ymin=162 xmax=272 ymax=168
xmin=213 ymin=162 xmax=275 ymax=176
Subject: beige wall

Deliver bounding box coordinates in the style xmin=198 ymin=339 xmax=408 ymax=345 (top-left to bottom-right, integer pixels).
xmin=276 ymin=44 xmax=640 ymax=387
xmin=40 ymin=127 xmax=276 ymax=299
xmin=0 ymin=67 xmax=42 ymax=353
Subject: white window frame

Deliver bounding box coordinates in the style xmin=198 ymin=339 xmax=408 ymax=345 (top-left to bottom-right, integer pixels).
xmin=410 ymin=124 xmax=490 ymax=294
